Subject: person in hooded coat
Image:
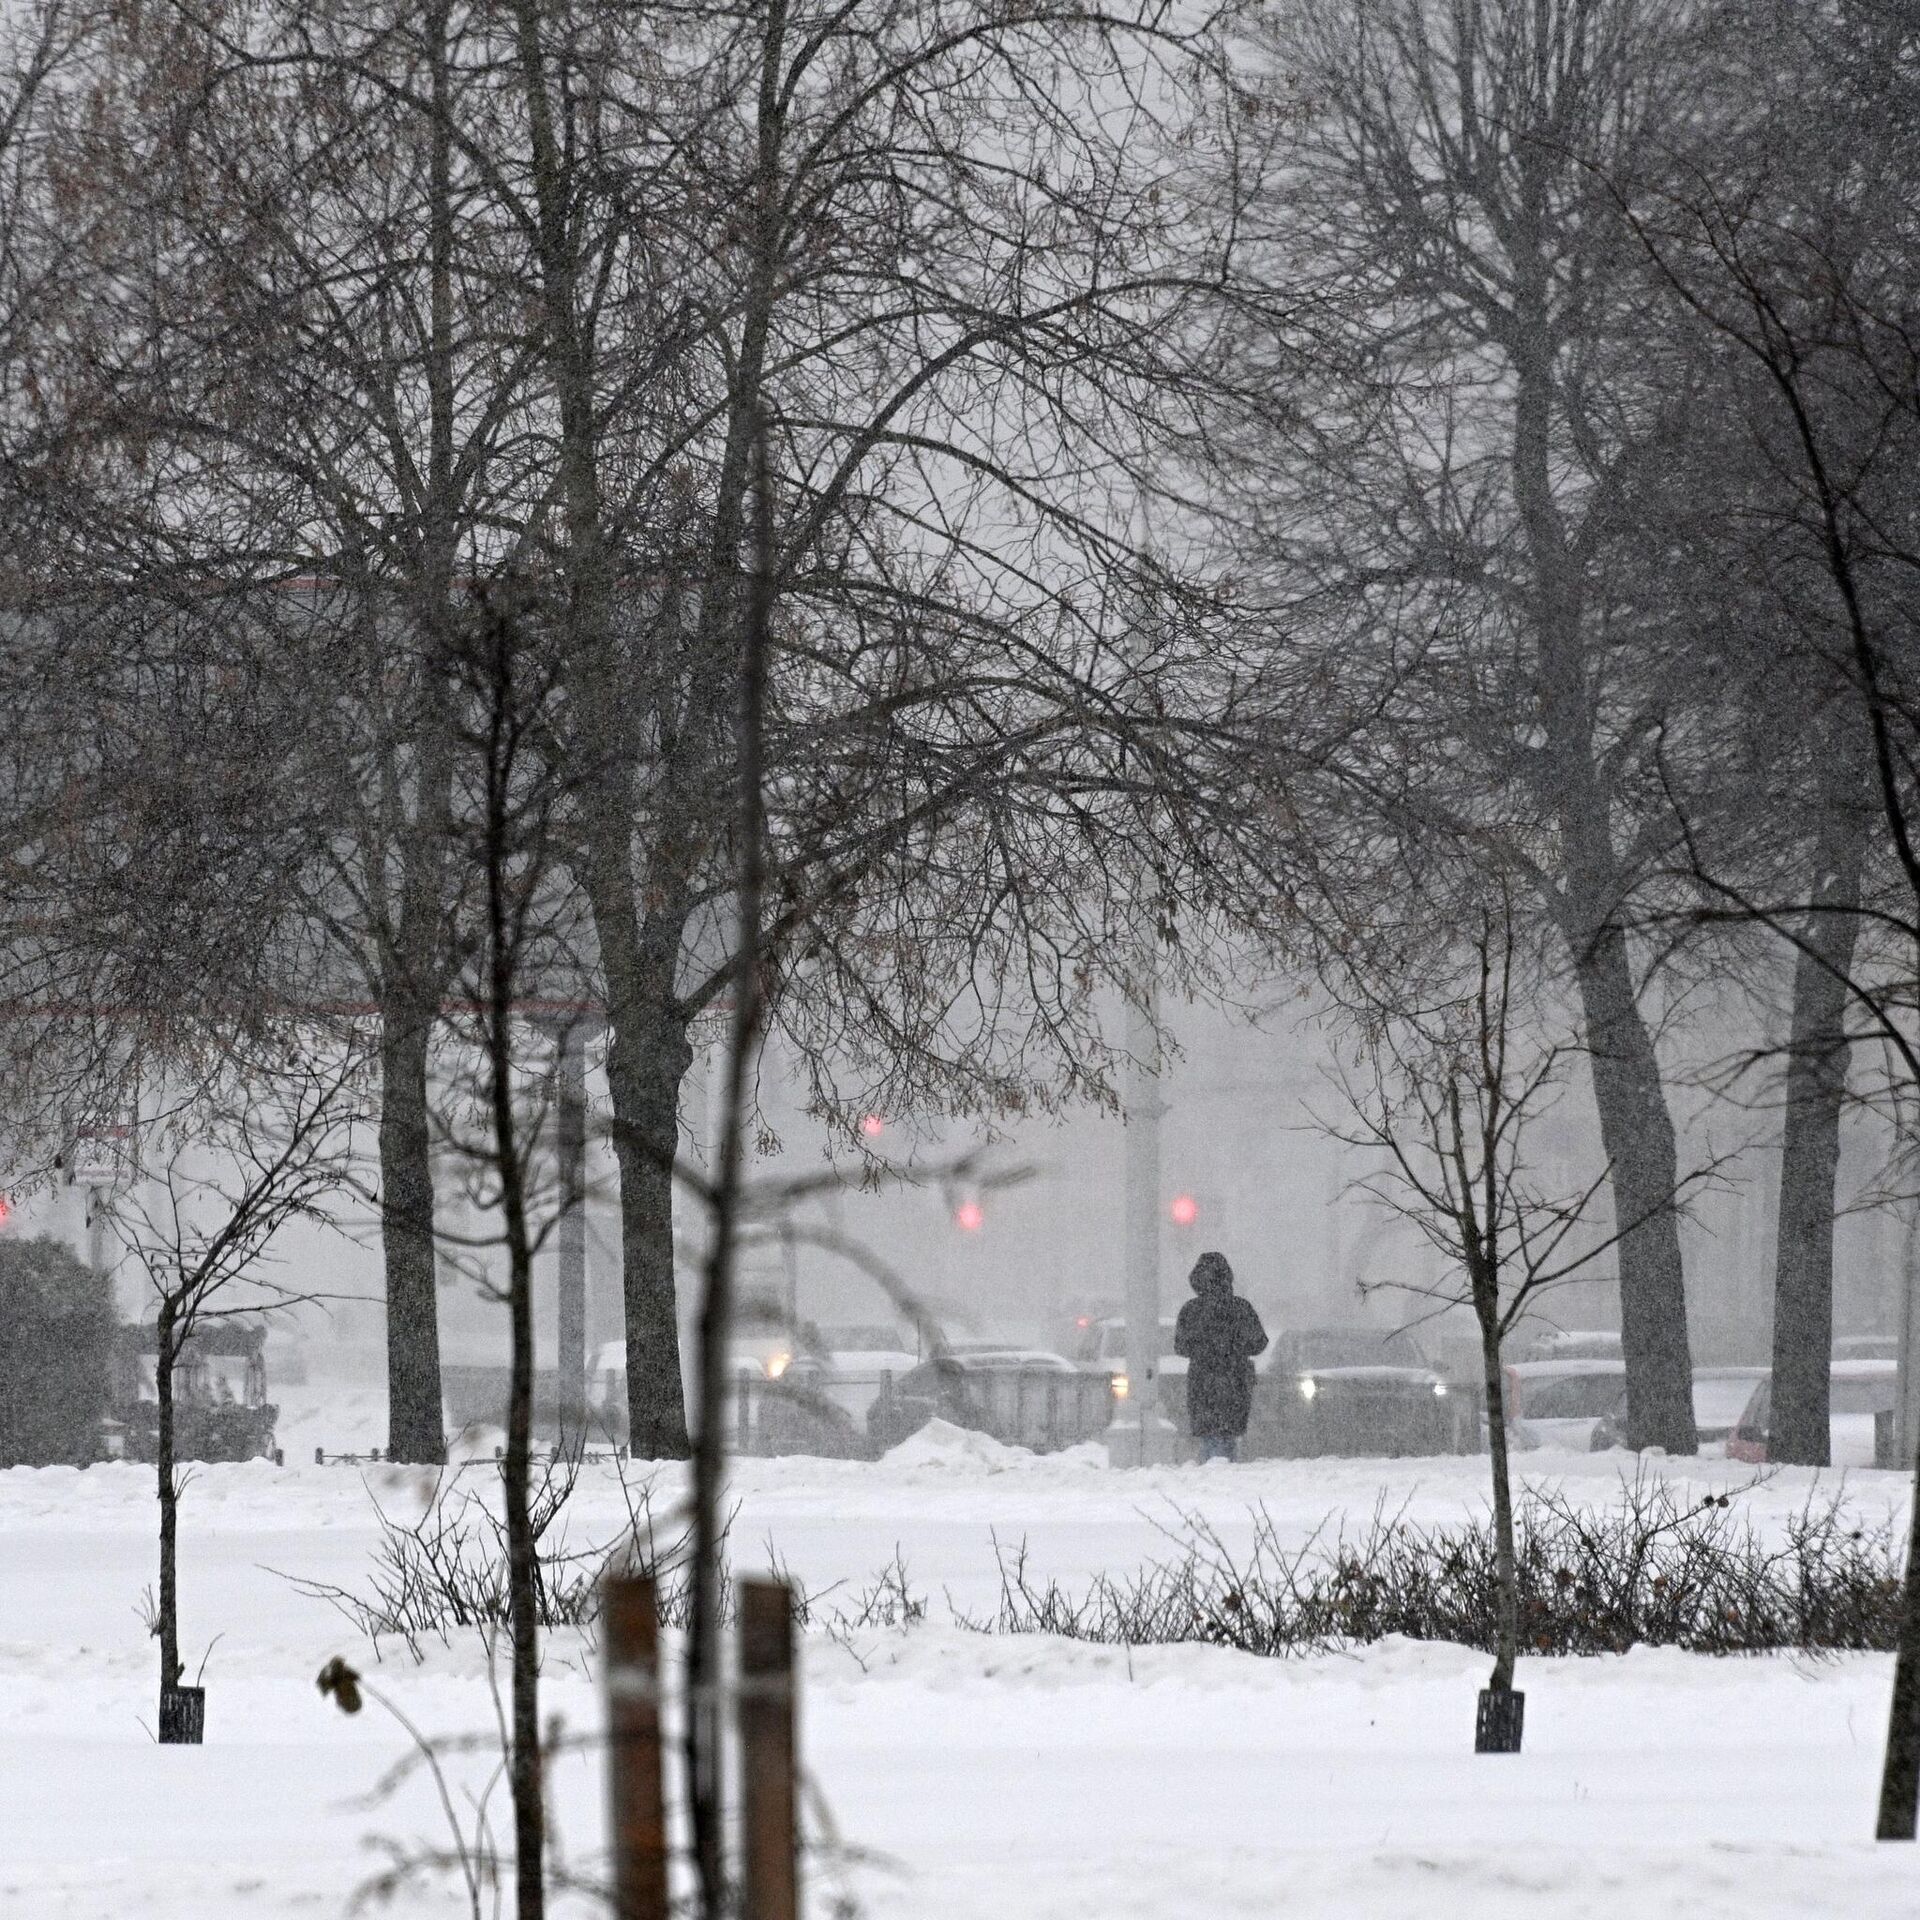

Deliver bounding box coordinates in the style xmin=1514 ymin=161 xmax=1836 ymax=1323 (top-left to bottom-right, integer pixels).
xmin=1173 ymin=1251 xmax=1268 ymax=1462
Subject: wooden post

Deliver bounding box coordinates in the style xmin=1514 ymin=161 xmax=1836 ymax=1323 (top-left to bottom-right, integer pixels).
xmin=738 ymin=1579 xmax=797 ymax=1920
xmin=605 ymin=1576 xmax=669 ymax=1920
xmin=738 ymin=1366 xmax=755 ymax=1456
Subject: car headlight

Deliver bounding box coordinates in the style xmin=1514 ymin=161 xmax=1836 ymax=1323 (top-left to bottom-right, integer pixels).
xmin=765 ymin=1352 xmax=791 ymax=1380
xmin=1297 ymin=1375 xmax=1318 ymax=1402
xmin=1432 ymin=1380 xmax=1448 ymax=1398
xmin=1111 ymin=1372 xmax=1131 ymax=1400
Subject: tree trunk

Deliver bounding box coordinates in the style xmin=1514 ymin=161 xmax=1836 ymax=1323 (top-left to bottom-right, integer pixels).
xmin=505 ymin=0 xmax=694 ymax=1464
xmin=488 ymin=1014 xmax=545 ymax=1914
xmin=571 ymin=735 xmax=695 ymax=1463
xmin=502 ymin=1182 xmax=545 ymax=1919
xmin=381 ymin=996 xmax=446 ymax=1464
xmin=1570 ymin=918 xmax=1699 ymax=1453
xmin=1769 ymin=752 xmax=1869 ymax=1466
xmin=473 ymin=598 xmax=547 ymax=1918
xmin=374 ymin=0 xmax=459 ymax=1470
xmin=1476 ymin=1282 xmax=1519 ymax=1695
xmin=1877 ymin=1424 xmax=1920 ymax=1837
xmin=554 ymin=1021 xmax=589 ymax=1447
xmin=1508 ymin=295 xmax=1698 ymax=1455
xmin=600 ymin=958 xmax=694 ymax=1461
xmin=155 ymin=1297 xmax=181 ymax=1693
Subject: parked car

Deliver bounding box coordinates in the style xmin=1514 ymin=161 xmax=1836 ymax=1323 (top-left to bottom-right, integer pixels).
xmin=1587 ymin=1367 xmax=1768 ymax=1455
xmin=1081 ymin=1315 xmax=1183 ymax=1375
xmin=726 ymin=1326 xmax=806 ymax=1381
xmin=1834 ymin=1335 xmax=1900 ymax=1364
xmin=866 ymin=1344 xmax=1109 ymax=1453
xmin=763 ymin=1328 xmax=922 ymax=1441
xmin=1502 ymin=1359 xmax=1627 ymax=1450
xmin=1059 ymin=1302 xmax=1122 ymax=1361
xmin=813 ymin=1322 xmax=920 ymax=1361
xmin=1513 ymin=1327 xmax=1622 ymax=1363
xmin=1077 ymin=1314 xmax=1188 ymax=1424
xmin=736 ymin=1363 xmax=871 ymax=1459
xmin=1252 ymin=1328 xmax=1456 ymax=1458
xmin=1727 ymin=1360 xmax=1898 ymax=1467
xmin=113 ymin=1320 xmax=280 ymax=1465
xmin=585 ymin=1335 xmax=823 ymax=1450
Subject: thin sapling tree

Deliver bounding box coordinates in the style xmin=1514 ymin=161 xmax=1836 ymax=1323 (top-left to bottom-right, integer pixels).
xmin=430 ymin=579 xmax=591 ymax=1920
xmin=1333 ymin=896 xmax=1685 ymax=1751
xmin=113 ymin=1032 xmax=366 ymax=1739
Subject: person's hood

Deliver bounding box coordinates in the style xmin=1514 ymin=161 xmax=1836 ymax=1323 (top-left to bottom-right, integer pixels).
xmin=1189 ymin=1250 xmax=1234 ymax=1298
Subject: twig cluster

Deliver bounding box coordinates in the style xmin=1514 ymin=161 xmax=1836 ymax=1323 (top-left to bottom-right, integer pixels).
xmin=293 ymin=1466 xmax=926 ymax=1662
xmin=289 ymin=1456 xmax=653 ymax=1658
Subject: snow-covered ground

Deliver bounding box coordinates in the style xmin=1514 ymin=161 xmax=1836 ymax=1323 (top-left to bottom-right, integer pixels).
xmin=8 ymin=1391 xmax=1920 ymax=1917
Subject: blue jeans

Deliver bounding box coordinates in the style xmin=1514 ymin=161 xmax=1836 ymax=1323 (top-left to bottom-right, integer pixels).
xmin=1196 ymin=1434 xmax=1238 ymax=1463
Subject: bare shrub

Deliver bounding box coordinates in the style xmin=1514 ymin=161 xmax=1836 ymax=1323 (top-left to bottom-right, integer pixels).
xmin=287 ymin=1456 xmax=676 ymax=1659
xmin=969 ymin=1474 xmax=1905 ymax=1659
xmin=291 ymin=1463 xmax=925 ymax=1661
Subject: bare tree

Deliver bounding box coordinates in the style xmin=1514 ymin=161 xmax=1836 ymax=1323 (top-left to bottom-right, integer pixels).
xmin=0 ymin=4 xmax=189 ymax=1170
xmin=27 ymin=0 xmax=1290 ymax=1472
xmin=22 ymin=0 xmax=567 ymax=1462
xmin=1236 ymin=0 xmax=1713 ymax=1449
xmin=455 ymin=597 xmax=561 ymax=1920
xmin=0 ymin=0 xmax=88 ymax=523
xmin=483 ymin=0 xmax=1298 ymax=1459
xmin=1594 ymin=0 xmax=1920 ymax=1837
xmin=112 ymin=1032 xmax=365 ymax=1727
xmin=1331 ymin=884 xmax=1681 ymax=1748
xmin=379 ymin=574 xmax=594 ymax=1919
xmin=1584 ymin=0 xmax=1916 ymax=1467
xmin=679 ymin=406 xmax=775 ymax=1919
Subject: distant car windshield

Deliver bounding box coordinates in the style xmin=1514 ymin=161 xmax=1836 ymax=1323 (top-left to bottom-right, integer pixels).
xmin=922 ymin=1346 xmax=1075 ymax=1375
xmin=819 ymin=1326 xmax=911 ymax=1354
xmin=1293 ymin=1331 xmax=1424 ymax=1370
xmin=1520 ymin=1371 xmax=1623 ymax=1419
xmin=1525 ymin=1332 xmax=1621 ymax=1360
xmin=1098 ymin=1322 xmax=1178 ymax=1360
xmin=1736 ymin=1373 xmax=1893 ymax=1433
xmin=1835 ymin=1377 xmax=1896 ymax=1416
xmin=1693 ymin=1376 xmax=1765 ymax=1428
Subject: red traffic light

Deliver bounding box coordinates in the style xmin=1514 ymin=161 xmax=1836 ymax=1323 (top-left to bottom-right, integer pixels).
xmin=1169 ymin=1193 xmax=1199 ymax=1228
xmin=859 ymin=1113 xmax=886 ymax=1140
xmin=953 ymin=1198 xmax=985 ymax=1233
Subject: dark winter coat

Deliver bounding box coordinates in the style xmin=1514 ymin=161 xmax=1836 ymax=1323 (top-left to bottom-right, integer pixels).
xmin=1174 ymin=1263 xmax=1268 ymax=1438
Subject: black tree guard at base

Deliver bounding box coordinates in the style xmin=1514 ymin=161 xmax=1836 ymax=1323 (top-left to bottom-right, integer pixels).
xmin=159 ymin=1684 xmax=205 ymax=1746
xmin=1475 ymin=1686 xmax=1524 ymax=1755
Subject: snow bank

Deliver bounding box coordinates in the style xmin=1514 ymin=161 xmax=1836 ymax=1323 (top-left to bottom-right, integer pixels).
xmin=8 ymin=1445 xmax=1920 ymax=1917
xmin=881 ymin=1417 xmax=1038 ymax=1471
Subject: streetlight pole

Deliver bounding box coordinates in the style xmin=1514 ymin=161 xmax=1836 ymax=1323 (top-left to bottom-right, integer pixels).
xmin=1112 ymin=960 xmax=1175 ymax=1465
